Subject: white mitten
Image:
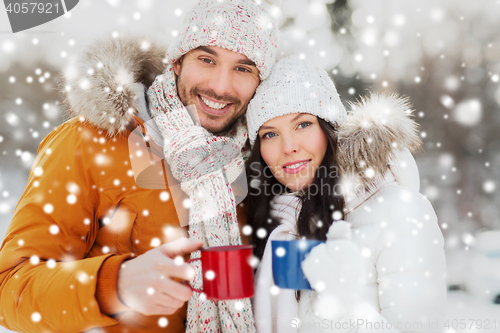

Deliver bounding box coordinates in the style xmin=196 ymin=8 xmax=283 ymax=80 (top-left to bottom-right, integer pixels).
xmin=301 ymin=221 xmax=366 ymax=323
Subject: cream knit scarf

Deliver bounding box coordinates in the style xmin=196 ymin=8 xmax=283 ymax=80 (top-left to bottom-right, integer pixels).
xmin=148 ymin=66 xmax=256 ymax=332
xmin=253 ymin=194 xmax=302 ymax=333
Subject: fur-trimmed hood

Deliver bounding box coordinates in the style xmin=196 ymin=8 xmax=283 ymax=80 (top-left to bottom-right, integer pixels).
xmin=61 ymin=36 xmax=167 ymax=136
xmin=337 ymin=94 xmax=422 ymax=192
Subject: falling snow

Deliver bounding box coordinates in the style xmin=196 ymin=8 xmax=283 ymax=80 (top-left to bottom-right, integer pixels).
xmin=256 ymin=228 xmax=267 ymax=239
xmin=47 ymin=259 xmax=56 ymax=269
xmin=43 ymin=204 xmax=54 ymax=214
xmin=483 ymin=181 xmax=496 ymax=193
xmin=453 ymin=99 xmax=482 ymax=127
xmin=30 ymin=255 xmax=40 ymax=265
xmin=205 ymin=270 xmax=215 ymax=281
xmin=158 ymin=317 xmax=168 ymax=328
xmin=174 ymin=256 xmax=184 ymax=266
xmin=49 ymin=225 xmax=59 ymax=235
xmin=31 ymin=312 xmax=41 ymax=323
xmin=242 ymin=225 xmax=253 ymax=236
xmin=150 ymin=237 xmax=161 ymax=247
xmin=0 ymin=1 xmax=499 ymax=330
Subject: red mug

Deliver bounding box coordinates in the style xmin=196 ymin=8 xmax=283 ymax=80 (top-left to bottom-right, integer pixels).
xmin=187 ymin=245 xmax=254 ymax=300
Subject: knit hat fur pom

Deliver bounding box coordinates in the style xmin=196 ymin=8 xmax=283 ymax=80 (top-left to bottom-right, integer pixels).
xmin=167 ymin=0 xmax=278 ymax=80
xmin=337 ymin=93 xmax=422 ymax=191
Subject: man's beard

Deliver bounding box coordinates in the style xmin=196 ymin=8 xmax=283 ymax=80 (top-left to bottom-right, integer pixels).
xmin=176 ymin=74 xmax=246 ymax=135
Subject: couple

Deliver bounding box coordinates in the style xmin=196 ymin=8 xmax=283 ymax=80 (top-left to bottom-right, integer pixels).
xmin=0 ymin=1 xmax=446 ymax=333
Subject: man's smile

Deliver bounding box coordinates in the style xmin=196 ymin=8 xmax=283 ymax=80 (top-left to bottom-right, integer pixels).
xmin=197 ymin=94 xmax=233 ymax=116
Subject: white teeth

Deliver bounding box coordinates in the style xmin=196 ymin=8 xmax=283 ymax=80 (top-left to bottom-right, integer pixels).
xmin=283 ymin=161 xmax=308 ymax=169
xmin=201 ymin=96 xmax=228 ymax=110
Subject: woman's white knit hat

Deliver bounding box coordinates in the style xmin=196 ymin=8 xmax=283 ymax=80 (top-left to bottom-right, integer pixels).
xmin=167 ymin=0 xmax=278 ymax=80
xmin=247 ymin=56 xmax=347 ymax=145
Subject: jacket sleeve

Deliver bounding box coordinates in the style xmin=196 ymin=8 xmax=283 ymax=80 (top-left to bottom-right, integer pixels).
xmin=373 ymin=189 xmax=447 ymax=333
xmin=0 ymin=122 xmax=127 ymax=332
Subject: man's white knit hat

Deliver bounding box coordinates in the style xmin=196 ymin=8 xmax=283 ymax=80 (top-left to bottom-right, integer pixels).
xmin=247 ymin=56 xmax=347 ymax=145
xmin=167 ymin=0 xmax=278 ymax=80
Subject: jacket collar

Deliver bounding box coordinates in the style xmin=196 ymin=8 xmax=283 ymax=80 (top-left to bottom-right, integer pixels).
xmin=344 ymin=171 xmax=397 ymax=215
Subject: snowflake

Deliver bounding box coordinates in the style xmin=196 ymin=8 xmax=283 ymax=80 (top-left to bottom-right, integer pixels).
xmin=47 ymin=259 xmax=56 ymax=269
xmin=150 ymin=238 xmax=160 ymax=247
xmin=174 ymin=255 xmax=184 ymax=266
xmin=270 ymin=285 xmax=280 ymax=296
xmin=315 ymin=281 xmax=326 ymax=291
xmin=43 ymin=203 xmax=54 ymax=214
xmin=483 ymin=180 xmax=496 ymax=193
xmin=234 ymin=301 xmax=244 ymax=312
xmin=205 ymin=270 xmax=215 ymax=280
xmin=77 ymin=271 xmax=89 ymax=284
xmin=242 ymin=225 xmax=252 ymax=236
xmin=256 ymin=228 xmax=267 ymax=238
xmin=49 ymin=225 xmax=60 ymax=235
xmin=158 ymin=317 xmax=168 ymax=328
xmin=30 ymin=255 xmax=40 ymax=265
xmin=453 ymin=99 xmax=482 ymax=127
xmin=67 ymin=194 xmax=77 ymax=204
xmin=275 ymin=246 xmax=286 ymax=257
xmin=31 ymin=312 xmax=41 ymax=323
xmin=249 ymin=256 xmax=260 ymax=268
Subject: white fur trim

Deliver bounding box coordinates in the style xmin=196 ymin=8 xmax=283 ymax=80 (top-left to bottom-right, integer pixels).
xmin=337 ymin=93 xmax=422 ymax=191
xmin=62 ymin=36 xmax=167 ymax=136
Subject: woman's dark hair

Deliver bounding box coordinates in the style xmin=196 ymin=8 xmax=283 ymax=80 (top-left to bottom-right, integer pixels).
xmin=246 ymin=117 xmax=345 ymax=261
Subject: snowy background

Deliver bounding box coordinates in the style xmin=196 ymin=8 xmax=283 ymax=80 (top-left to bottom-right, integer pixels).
xmin=1 ymin=0 xmax=500 ymax=332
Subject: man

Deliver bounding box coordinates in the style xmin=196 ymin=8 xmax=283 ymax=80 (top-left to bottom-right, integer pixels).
xmin=0 ymin=0 xmax=277 ymax=332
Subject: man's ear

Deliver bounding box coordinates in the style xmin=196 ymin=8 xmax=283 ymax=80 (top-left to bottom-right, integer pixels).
xmin=173 ymin=58 xmax=182 ymax=75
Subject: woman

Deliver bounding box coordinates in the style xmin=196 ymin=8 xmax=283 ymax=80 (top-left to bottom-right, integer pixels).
xmin=246 ymin=56 xmax=446 ymax=332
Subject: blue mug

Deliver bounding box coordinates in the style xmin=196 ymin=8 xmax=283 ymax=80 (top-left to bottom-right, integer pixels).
xmin=271 ymin=239 xmax=324 ymax=290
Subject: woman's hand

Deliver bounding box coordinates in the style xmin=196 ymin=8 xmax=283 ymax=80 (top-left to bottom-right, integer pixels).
xmin=301 ymin=221 xmax=366 ymax=320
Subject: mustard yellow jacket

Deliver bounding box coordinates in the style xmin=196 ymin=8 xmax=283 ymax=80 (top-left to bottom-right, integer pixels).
xmin=0 ymin=37 xmax=249 ymax=332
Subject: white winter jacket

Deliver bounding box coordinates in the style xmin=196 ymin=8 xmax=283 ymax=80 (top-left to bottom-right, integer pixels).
xmin=338 ymin=152 xmax=446 ymax=332
xmin=254 ymin=151 xmax=447 ymax=333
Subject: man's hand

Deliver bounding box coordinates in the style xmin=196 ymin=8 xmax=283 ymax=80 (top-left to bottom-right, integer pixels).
xmin=117 ymin=237 xmax=203 ymax=316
